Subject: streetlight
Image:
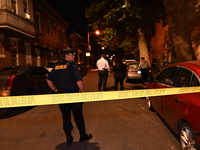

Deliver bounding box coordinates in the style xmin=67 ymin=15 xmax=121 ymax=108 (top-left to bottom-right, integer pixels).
xmin=86 ymin=30 xmax=100 ymax=69
xmin=87 ymin=30 xmax=100 ymax=51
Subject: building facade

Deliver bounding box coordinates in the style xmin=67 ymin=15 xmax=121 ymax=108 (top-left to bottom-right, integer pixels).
xmin=32 ymin=0 xmax=69 ymax=67
xmin=0 ymin=0 xmax=35 ymax=68
xmin=150 ymin=0 xmax=200 ymax=65
xmin=0 ymin=0 xmax=87 ymax=69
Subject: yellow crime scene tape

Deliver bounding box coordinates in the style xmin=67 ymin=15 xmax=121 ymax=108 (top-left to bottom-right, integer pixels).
xmin=0 ymin=86 xmax=200 ymax=108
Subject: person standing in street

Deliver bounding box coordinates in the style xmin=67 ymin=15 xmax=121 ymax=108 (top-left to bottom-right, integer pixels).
xmin=113 ymin=58 xmax=127 ymax=90
xmin=96 ymin=54 xmax=110 ymax=91
xmin=46 ymin=49 xmax=92 ymax=145
xmin=138 ymin=57 xmax=149 ymax=85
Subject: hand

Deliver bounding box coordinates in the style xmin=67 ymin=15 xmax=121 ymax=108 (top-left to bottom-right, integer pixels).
xmin=54 ymin=88 xmax=58 ymax=93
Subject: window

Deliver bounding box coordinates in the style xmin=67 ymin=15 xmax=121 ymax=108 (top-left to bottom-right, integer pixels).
xmin=11 ymin=0 xmax=17 ymax=13
xmin=29 ymin=68 xmax=39 ymax=77
xmin=0 ymin=38 xmax=5 ymax=55
xmin=58 ymin=28 xmax=61 ymax=40
xmin=173 ymin=68 xmax=191 ymax=87
xmin=52 ymin=23 xmax=57 ymax=40
xmin=48 ymin=20 xmax=52 ymax=38
xmin=191 ymin=74 xmax=200 ymax=86
xmin=23 ymin=0 xmax=28 ymax=13
xmin=157 ymin=67 xmax=176 ymax=86
xmin=38 ymin=67 xmax=48 ymax=76
xmin=35 ymin=13 xmax=41 ymax=34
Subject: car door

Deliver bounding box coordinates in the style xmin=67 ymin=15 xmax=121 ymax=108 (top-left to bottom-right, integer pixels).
xmin=151 ymin=66 xmax=177 ymax=118
xmin=37 ymin=67 xmax=52 ymax=94
xmin=162 ymin=67 xmax=192 ymax=129
xmin=25 ymin=67 xmax=40 ymax=95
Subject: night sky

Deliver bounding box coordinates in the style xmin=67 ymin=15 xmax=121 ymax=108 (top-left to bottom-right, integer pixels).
xmin=46 ymin=0 xmax=90 ymax=40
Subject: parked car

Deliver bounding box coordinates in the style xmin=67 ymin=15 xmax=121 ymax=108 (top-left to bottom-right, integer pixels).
xmin=0 ymin=65 xmax=52 ymax=97
xmin=77 ymin=63 xmax=87 ymax=77
xmin=126 ymin=61 xmax=141 ymax=80
xmin=46 ymin=60 xmax=87 ymax=76
xmin=145 ymin=60 xmax=200 ymax=150
xmin=45 ymin=60 xmax=58 ymax=72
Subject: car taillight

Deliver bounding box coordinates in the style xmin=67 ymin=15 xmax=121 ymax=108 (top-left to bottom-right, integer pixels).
xmin=128 ymin=70 xmax=136 ymax=73
xmin=6 ymin=75 xmax=16 ymax=90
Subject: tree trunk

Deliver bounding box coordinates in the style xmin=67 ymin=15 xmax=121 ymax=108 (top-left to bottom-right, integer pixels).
xmin=164 ymin=0 xmax=196 ymax=63
xmin=138 ymin=28 xmax=150 ymax=65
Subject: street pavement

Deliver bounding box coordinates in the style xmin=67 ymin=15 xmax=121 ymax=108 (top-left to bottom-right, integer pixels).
xmin=0 ymin=71 xmax=180 ymax=150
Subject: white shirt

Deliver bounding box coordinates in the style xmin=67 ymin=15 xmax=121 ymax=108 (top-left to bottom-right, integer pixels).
xmin=138 ymin=60 xmax=149 ymax=69
xmin=96 ymin=57 xmax=110 ymax=71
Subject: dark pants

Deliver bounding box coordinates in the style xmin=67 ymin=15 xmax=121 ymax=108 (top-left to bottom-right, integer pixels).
xmin=59 ymin=103 xmax=86 ymax=137
xmin=141 ymin=68 xmax=149 ymax=84
xmin=98 ymin=70 xmax=108 ymax=91
xmin=114 ymin=78 xmax=124 ymax=90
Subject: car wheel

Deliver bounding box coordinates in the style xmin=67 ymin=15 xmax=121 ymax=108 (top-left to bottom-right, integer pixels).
xmin=179 ymin=123 xmax=199 ymax=150
xmin=145 ymin=97 xmax=154 ymax=111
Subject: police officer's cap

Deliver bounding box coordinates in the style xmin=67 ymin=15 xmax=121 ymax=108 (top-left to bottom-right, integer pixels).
xmin=61 ymin=49 xmax=76 ymax=55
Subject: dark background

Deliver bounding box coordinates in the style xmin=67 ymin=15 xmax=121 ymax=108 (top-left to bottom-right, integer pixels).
xmin=46 ymin=0 xmax=90 ymax=39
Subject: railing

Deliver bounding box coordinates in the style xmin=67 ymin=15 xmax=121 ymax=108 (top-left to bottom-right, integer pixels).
xmin=0 ymin=10 xmax=35 ymax=37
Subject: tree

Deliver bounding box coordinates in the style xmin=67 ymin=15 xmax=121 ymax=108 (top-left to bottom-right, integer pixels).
xmin=86 ymin=0 xmax=196 ymax=64
xmin=85 ymin=0 xmax=165 ymax=63
xmin=86 ymin=0 xmax=138 ymax=51
xmin=163 ymin=0 xmax=196 ymax=62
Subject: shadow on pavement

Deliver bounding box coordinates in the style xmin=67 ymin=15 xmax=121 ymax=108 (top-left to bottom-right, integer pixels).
xmin=0 ymin=106 xmax=35 ymax=119
xmin=106 ymin=85 xmax=115 ymax=91
xmin=55 ymin=141 xmax=100 ymax=150
xmin=125 ymin=79 xmax=142 ymax=84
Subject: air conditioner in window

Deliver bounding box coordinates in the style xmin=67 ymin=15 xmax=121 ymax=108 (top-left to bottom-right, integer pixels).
xmin=24 ymin=13 xmax=30 ymax=19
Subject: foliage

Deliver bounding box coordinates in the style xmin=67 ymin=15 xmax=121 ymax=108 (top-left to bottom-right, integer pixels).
xmin=163 ymin=0 xmax=196 ymax=62
xmin=151 ymin=53 xmax=171 ymax=75
xmin=85 ymin=0 xmax=166 ymax=52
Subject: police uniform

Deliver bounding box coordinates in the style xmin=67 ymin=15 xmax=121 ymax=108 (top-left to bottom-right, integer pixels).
xmin=46 ymin=49 xmax=92 ymax=144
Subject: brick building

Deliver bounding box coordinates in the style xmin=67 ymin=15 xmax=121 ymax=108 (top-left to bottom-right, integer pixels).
xmin=150 ymin=0 xmax=200 ymax=64
xmin=0 ymin=0 xmax=35 ymax=68
xmin=0 ymin=0 xmax=87 ymax=69
xmin=33 ymin=0 xmax=69 ymax=67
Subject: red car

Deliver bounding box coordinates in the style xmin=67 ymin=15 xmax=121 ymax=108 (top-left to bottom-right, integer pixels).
xmin=146 ymin=61 xmax=200 ymax=150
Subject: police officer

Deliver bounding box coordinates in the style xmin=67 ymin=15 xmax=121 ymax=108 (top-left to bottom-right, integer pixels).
xmin=46 ymin=49 xmax=92 ymax=145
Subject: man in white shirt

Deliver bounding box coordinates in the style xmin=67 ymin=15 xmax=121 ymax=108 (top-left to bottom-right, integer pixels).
xmin=138 ymin=57 xmax=149 ymax=85
xmin=96 ymin=54 xmax=110 ymax=91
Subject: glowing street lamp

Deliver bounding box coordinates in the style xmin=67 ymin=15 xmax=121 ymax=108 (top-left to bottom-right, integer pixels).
xmin=86 ymin=30 xmax=100 ymax=69
xmin=87 ymin=30 xmax=100 ymax=51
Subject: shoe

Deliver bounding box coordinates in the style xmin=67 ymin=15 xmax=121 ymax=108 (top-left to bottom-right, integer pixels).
xmin=79 ymin=133 xmax=92 ymax=142
xmin=66 ymin=135 xmax=73 ymax=145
